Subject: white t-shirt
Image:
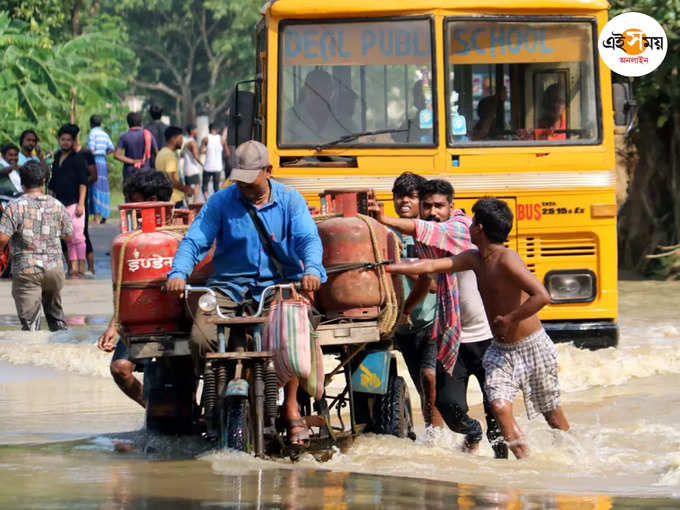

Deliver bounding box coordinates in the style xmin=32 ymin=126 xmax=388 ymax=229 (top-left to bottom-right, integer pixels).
xmin=458 ymin=269 xmax=493 ymax=343
xmin=181 ymin=138 xmax=201 ymax=177
xmin=0 ymin=159 xmax=22 ymax=192
xmin=203 ymin=134 xmax=223 ymax=172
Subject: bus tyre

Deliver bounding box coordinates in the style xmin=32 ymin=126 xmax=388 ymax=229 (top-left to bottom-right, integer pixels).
xmin=373 ymin=376 xmax=415 ymax=440
xmin=223 ymin=396 xmax=253 ymax=452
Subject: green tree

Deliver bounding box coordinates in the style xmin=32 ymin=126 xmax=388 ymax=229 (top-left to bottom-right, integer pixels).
xmin=0 ymin=13 xmax=63 ymax=143
xmin=110 ymin=0 xmax=260 ymax=124
xmin=614 ymin=1 xmax=680 ymax=277
xmin=0 ymin=10 xmax=132 ymax=191
xmin=0 ymin=0 xmax=111 ymax=40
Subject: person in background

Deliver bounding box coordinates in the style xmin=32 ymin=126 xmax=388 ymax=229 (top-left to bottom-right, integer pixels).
xmin=145 ymin=104 xmax=168 ymax=163
xmin=115 ymin=112 xmax=157 ymax=180
xmin=200 ymin=123 xmax=226 ymax=200
xmin=181 ymin=124 xmax=202 ymax=202
xmin=49 ymin=124 xmax=88 ymax=278
xmin=72 ymin=124 xmax=97 ymax=278
xmin=86 ymin=115 xmax=115 ymax=224
xmin=283 ymin=69 xmax=349 ymax=145
xmin=18 ymin=130 xmax=49 ymax=176
xmin=537 ymin=83 xmax=567 ymax=141
xmin=220 ymin=125 xmax=232 ymax=182
xmin=156 ymin=126 xmax=192 ymax=207
xmin=97 ymin=170 xmax=173 ymax=407
xmin=386 ymin=197 xmax=569 ymax=459
xmin=0 ymin=144 xmax=22 ymax=193
xmin=470 ymin=96 xmax=498 ymax=141
xmin=0 ymin=161 xmax=73 ymax=331
xmin=389 ymin=172 xmax=443 ymax=428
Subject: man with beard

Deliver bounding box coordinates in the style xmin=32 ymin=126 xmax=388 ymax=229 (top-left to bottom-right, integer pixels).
xmin=18 ymin=130 xmax=49 ymax=176
xmin=368 ymin=180 xmax=507 ymax=457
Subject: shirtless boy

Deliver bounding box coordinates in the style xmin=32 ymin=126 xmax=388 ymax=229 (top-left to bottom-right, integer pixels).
xmin=386 ymin=197 xmax=569 ymax=458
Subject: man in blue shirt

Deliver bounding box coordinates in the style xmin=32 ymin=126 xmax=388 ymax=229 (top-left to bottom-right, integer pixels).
xmin=166 ymin=140 xmax=326 ymax=445
xmin=115 ymin=112 xmax=158 ymax=180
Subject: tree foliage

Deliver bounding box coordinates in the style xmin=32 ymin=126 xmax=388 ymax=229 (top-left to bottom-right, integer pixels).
xmin=0 ymin=8 xmax=133 ymax=199
xmin=614 ymin=0 xmax=680 ymax=276
xmin=110 ymin=0 xmax=260 ymax=124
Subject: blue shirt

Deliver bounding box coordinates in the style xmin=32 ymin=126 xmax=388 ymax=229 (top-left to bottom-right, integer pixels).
xmin=168 ymin=180 xmax=327 ymax=302
xmin=116 ymin=128 xmax=157 ymax=177
xmin=18 ymin=153 xmax=38 ymax=166
xmin=87 ymin=127 xmax=114 ymax=157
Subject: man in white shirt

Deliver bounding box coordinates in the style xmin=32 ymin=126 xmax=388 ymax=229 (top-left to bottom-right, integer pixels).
xmin=0 ymin=144 xmax=22 ymax=193
xmin=200 ymin=123 xmax=227 ymax=200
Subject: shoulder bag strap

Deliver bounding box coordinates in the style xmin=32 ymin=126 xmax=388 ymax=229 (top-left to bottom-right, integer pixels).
xmin=245 ymin=202 xmax=286 ymax=280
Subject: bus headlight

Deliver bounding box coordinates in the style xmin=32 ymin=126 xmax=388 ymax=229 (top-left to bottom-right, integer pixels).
xmin=544 ymin=270 xmax=596 ymax=303
xmin=198 ymin=292 xmax=218 ymax=312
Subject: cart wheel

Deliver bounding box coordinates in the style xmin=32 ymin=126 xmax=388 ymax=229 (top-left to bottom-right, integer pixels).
xmin=222 ymin=396 xmax=253 ymax=452
xmin=373 ymin=376 xmax=416 ymax=440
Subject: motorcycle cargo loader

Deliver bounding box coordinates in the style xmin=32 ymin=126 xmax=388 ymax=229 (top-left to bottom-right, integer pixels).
xmin=110 ymin=191 xmax=415 ymax=458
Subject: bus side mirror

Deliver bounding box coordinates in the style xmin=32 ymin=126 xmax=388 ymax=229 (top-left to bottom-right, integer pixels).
xmin=227 ymin=81 xmax=257 ymax=147
xmin=612 ymin=81 xmax=638 ymax=134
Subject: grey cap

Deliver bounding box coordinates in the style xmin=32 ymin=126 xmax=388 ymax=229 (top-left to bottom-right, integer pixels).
xmin=230 ymin=140 xmax=270 ymax=184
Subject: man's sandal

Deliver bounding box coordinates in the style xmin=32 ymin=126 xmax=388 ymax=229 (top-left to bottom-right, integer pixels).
xmin=286 ymin=418 xmax=310 ymax=447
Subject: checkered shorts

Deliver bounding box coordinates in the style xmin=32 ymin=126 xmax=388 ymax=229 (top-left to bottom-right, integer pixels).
xmin=482 ymin=328 xmax=560 ymax=420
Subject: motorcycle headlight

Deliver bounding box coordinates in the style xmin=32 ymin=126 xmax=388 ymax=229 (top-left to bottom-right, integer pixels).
xmin=544 ymin=270 xmax=596 ymax=303
xmin=198 ymin=292 xmax=217 ymax=312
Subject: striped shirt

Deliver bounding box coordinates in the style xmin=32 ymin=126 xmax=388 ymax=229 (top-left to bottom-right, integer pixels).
xmin=87 ymin=127 xmax=114 ymax=157
xmin=414 ymin=209 xmax=473 ymax=374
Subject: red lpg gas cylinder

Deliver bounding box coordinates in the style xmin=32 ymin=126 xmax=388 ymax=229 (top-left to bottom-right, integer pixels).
xmin=315 ymin=191 xmax=403 ymax=319
xmin=112 ymin=202 xmax=212 ymax=335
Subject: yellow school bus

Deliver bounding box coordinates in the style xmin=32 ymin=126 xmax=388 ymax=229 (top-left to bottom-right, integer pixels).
xmin=236 ymin=0 xmax=622 ymax=348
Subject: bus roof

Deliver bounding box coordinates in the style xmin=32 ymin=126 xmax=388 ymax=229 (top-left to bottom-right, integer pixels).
xmin=267 ymin=0 xmax=609 ymax=18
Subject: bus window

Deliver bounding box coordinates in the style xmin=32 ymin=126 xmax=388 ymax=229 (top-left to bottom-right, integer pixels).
xmin=446 ymin=19 xmax=600 ymax=146
xmin=278 ymin=19 xmax=435 ymax=147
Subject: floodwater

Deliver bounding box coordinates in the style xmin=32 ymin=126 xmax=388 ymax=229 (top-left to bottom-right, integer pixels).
xmin=1 ymin=280 xmax=680 ymax=509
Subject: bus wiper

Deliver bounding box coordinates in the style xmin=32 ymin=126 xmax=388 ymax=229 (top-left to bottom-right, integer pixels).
xmin=315 ymin=127 xmax=408 ymax=151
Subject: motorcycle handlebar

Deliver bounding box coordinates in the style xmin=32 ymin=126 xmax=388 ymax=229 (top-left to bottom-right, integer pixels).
xmin=179 ymin=282 xmax=302 ymax=318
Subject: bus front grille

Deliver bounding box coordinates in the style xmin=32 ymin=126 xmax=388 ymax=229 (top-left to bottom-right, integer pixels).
xmin=518 ymin=235 xmax=597 ymax=261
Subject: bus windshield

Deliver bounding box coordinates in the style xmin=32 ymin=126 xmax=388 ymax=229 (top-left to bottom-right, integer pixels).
xmin=446 ymin=19 xmax=600 ymax=146
xmin=278 ymin=19 xmax=435 ymax=148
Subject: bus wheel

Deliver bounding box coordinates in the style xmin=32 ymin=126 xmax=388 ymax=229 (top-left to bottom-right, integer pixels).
xmin=223 ymin=396 xmax=253 ymax=452
xmin=373 ymin=376 xmax=415 ymax=440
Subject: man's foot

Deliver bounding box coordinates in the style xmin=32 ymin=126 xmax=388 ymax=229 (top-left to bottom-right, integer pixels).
xmin=82 ymin=271 xmax=95 ymax=279
xmin=113 ymin=441 xmax=135 ymax=453
xmin=286 ymin=418 xmax=310 ymax=447
xmin=100 ymin=217 xmax=106 ymax=224
xmin=492 ymin=441 xmax=509 ymax=459
xmin=462 ymin=439 xmax=480 ymax=454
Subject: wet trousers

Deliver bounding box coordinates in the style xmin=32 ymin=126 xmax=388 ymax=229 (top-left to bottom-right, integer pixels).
xmin=11 ymin=268 xmax=67 ymax=331
xmin=435 ymin=339 xmax=508 ymax=458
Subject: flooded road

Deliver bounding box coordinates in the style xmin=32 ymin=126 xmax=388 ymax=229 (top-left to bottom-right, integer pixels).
xmin=1 ymin=280 xmax=680 ymax=508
